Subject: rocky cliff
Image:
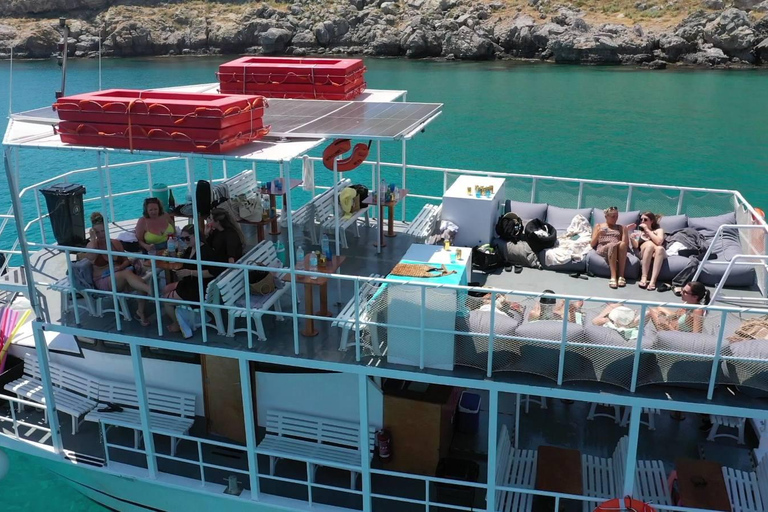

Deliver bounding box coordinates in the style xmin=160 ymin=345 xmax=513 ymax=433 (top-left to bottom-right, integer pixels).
xmin=1 ymin=0 xmax=767 ymax=67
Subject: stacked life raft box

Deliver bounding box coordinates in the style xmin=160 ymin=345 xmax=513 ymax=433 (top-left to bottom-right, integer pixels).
xmin=53 ymin=89 xmax=270 ymax=154
xmin=217 ymin=56 xmax=366 ymax=100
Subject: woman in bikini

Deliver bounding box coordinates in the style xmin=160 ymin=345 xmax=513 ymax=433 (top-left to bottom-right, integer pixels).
xmin=135 ymin=198 xmax=175 ymax=253
xmin=647 ymin=281 xmax=709 ymax=334
xmin=630 ymin=211 xmax=666 ymax=291
xmin=592 ymin=206 xmax=629 ymax=289
xmin=85 ymin=212 xmax=154 ymax=325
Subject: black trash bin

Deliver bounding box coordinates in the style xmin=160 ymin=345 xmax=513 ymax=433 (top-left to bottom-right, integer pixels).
xmin=434 ymin=458 xmax=480 ymax=511
xmin=40 ymin=183 xmax=87 ymax=246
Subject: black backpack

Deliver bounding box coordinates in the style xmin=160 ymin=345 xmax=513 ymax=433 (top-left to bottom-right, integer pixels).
xmin=350 ymin=184 xmax=369 ymax=208
xmin=496 ymin=212 xmax=524 ymax=242
xmin=524 ymin=218 xmax=557 ymax=253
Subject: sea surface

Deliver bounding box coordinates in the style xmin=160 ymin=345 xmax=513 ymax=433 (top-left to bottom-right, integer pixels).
xmin=0 ymin=56 xmax=767 ymax=508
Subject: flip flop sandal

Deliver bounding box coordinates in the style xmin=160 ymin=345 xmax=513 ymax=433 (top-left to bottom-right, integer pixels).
xmin=647 ymin=283 xmax=657 ymax=291
xmin=673 ymin=286 xmax=683 ymax=296
xmin=514 ymin=265 xmax=523 ymax=274
xmin=656 ymin=283 xmax=672 ymax=293
xmin=618 ymin=277 xmax=626 ymax=287
xmin=638 ymin=278 xmax=648 ymax=289
xmin=504 ymin=265 xmax=513 ymax=272
xmin=609 ymin=279 xmax=618 ymax=289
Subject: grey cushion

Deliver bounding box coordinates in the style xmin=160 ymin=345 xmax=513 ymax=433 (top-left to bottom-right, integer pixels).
xmin=729 ymin=339 xmax=768 ymax=360
xmin=659 ymin=214 xmax=688 ymax=233
xmin=586 ymin=249 xmax=641 ymax=280
xmin=536 ymin=249 xmax=588 ymax=272
xmin=655 ymin=255 xmax=691 ymax=282
xmin=688 ymin=212 xmax=737 ymax=238
xmin=546 ymin=205 xmax=593 ymax=233
xmin=515 ymin=319 xmax=585 ymax=343
xmin=505 ymin=200 xmax=548 ymax=222
xmin=654 ymin=330 xmax=720 ymax=355
xmin=592 ymin=209 xmax=640 ymax=228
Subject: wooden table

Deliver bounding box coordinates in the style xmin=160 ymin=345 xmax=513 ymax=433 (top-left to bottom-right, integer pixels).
xmin=675 ymin=458 xmax=732 ymax=511
xmin=281 ymin=255 xmax=345 ymax=337
xmin=143 ymin=258 xmax=184 ymax=284
xmin=364 ymin=188 xmax=408 ymax=248
xmin=264 ymin=178 xmax=303 ymax=236
xmin=534 ymin=445 xmax=583 ymax=512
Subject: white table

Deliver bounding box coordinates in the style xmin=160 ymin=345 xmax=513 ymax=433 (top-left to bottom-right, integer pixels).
xmin=386 ymin=244 xmax=471 ymax=371
xmin=441 ymin=175 xmax=505 ymax=248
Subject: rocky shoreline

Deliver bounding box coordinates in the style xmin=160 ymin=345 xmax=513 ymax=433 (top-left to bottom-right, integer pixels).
xmin=0 ymin=0 xmax=767 ymax=68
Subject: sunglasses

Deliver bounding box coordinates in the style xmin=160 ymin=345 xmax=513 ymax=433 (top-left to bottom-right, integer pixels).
xmin=180 ymin=236 xmax=192 ymax=242
xmin=641 ymin=217 xmax=650 ymax=222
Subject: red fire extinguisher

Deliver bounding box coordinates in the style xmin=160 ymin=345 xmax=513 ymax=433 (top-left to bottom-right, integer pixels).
xmin=376 ymin=429 xmax=392 ymax=461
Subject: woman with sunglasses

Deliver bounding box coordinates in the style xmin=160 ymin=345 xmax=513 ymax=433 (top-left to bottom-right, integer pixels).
xmin=159 ymin=224 xmax=222 ymax=336
xmin=591 ymin=206 xmax=629 ymax=289
xmin=647 ymin=281 xmax=710 ymax=334
xmin=135 ymin=198 xmax=175 ymax=253
xmin=630 ymin=211 xmax=665 ymax=291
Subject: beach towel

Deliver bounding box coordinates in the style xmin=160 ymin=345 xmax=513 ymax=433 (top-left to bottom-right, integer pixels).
xmin=544 ymin=215 xmax=592 ymax=266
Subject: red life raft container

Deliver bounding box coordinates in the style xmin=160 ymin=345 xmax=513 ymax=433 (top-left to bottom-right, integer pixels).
xmin=53 ymin=89 xmax=270 ymax=154
xmin=217 ymin=56 xmax=366 ymax=100
xmin=594 ymin=497 xmax=657 ymax=511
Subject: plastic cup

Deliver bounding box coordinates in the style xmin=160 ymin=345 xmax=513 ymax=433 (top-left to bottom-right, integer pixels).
xmin=450 ymin=250 xmax=457 ymax=264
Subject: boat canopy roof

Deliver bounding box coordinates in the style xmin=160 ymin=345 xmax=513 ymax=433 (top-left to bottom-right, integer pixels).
xmin=3 ymin=85 xmax=442 ymax=162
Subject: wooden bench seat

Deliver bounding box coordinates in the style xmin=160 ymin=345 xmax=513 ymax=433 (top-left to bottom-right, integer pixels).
xmin=494 ymin=424 xmax=536 ymax=512
xmin=333 ymin=274 xmax=382 ymax=355
xmin=257 ymin=410 xmax=375 ymax=489
xmin=404 ymin=203 xmax=442 ymax=240
xmin=217 ymin=240 xmax=290 ymax=342
xmin=5 ymin=353 xmax=100 ymax=435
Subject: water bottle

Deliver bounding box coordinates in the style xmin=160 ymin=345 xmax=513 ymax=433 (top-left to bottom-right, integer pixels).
xmin=275 ymin=240 xmax=286 ymax=266
xmin=167 ymin=235 xmax=177 ymax=256
xmin=321 ymin=233 xmax=331 ymax=260
xmin=296 ymin=244 xmax=305 ymax=269
xmin=309 ymin=251 xmax=318 ymax=272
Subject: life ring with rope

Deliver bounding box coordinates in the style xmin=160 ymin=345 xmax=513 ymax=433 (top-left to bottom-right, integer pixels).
xmin=593 ymin=497 xmax=656 ymax=512
xmin=322 ymin=139 xmax=371 ymax=172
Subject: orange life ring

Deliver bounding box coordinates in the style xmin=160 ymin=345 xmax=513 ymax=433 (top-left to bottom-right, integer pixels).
xmin=322 ymin=139 xmax=370 ymax=172
xmin=594 ymin=497 xmax=656 ymax=512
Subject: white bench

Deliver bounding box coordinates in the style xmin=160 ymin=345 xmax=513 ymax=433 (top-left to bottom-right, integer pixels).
xmin=404 ymin=203 xmax=442 ymax=240
xmin=51 ymin=274 xmax=132 ymax=322
xmin=257 ymin=410 xmax=375 ymax=489
xmin=315 ymin=181 xmax=370 ymax=249
xmin=85 ymin=378 xmax=195 ymax=457
xmin=281 ymin=179 xmax=352 ymax=245
xmin=587 ymin=402 xmax=622 ymax=424
xmin=582 ymin=436 xmax=670 ymax=511
xmin=620 ymin=407 xmax=660 ymax=431
xmin=494 ymin=424 xmax=536 ymax=512
xmin=709 ymin=415 xmax=747 ymax=445
xmin=5 ymin=353 xmax=100 ymax=435
xmin=334 ymin=274 xmax=382 ymax=355
xmin=218 ymin=240 xmax=290 ymax=342
xmin=221 ymin=169 xmax=258 ymax=200
xmin=722 ymin=453 xmax=768 ymax=512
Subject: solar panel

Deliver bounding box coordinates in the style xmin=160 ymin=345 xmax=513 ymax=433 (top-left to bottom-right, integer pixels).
xmin=264 ymin=99 xmax=442 ymax=140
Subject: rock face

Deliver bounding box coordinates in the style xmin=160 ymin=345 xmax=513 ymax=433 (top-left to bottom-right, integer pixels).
xmin=2 ymin=0 xmax=768 ymax=67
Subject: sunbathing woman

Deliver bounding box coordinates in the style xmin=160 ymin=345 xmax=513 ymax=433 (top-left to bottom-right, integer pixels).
xmin=647 ymin=281 xmax=710 ymax=334
xmin=592 ymin=206 xmax=629 ymax=289
xmin=630 ymin=211 xmax=665 ymax=291
xmin=135 ymin=198 xmax=175 ymax=253
xmin=85 ymin=212 xmax=153 ymax=324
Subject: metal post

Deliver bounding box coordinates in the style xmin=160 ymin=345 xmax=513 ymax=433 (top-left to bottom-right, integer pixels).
xmin=130 ymin=344 xmax=158 ymax=477
xmin=34 ymin=190 xmax=46 ymax=245
xmin=354 ymin=279 xmax=361 ymax=362
xmin=358 ymin=373 xmax=372 ymax=512
xmin=105 ymin=153 xmax=115 ymax=222
xmin=238 ymin=358 xmax=260 ymax=499
xmin=97 ymin=154 xmax=122 ymax=331
xmin=333 ymin=159 xmax=341 ymax=257
xmin=32 ymin=323 xmax=63 ymax=454
xmin=419 ymin=286 xmax=426 ymax=369
xmin=282 ymin=161 xmax=300 ymax=355
xmin=676 ymin=190 xmax=685 ymax=215
xmin=556 ymin=298 xmax=570 ymax=385
xmin=401 ymin=139 xmax=407 ymax=222
xmin=623 ymin=406 xmax=641 ymax=496
xmin=486 ymin=389 xmax=499 ymax=512
xmin=630 ymin=304 xmax=647 ymax=393
xmin=626 ymin=185 xmax=633 ymax=212
xmin=376 ymin=141 xmax=382 ymax=255
xmin=487 ymin=291 xmax=496 ymax=378
xmin=707 ymin=310 xmax=729 ymax=400
xmin=530 ymin=178 xmax=537 ymax=203
xmin=3 ymin=148 xmax=46 ymax=321
xmin=514 ymin=393 xmax=520 ymax=448
xmin=577 ymin=182 xmax=584 ymax=209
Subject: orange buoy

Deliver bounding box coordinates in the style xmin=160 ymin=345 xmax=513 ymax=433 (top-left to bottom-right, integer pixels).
xmin=594 ymin=497 xmax=656 ymax=512
xmin=322 ymin=139 xmax=370 ymax=172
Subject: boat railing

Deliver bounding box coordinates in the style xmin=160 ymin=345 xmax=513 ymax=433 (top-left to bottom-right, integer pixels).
xmin=30 ymin=237 xmax=768 ymax=400
xmin=0 ymin=393 xmax=53 ymax=447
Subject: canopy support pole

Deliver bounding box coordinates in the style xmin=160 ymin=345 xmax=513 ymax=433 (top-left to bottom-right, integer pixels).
xmin=376 ymin=141 xmax=382 ymax=255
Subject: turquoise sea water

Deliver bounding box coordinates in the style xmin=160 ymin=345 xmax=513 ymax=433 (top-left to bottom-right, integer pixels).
xmin=0 ymin=57 xmax=767 ymax=508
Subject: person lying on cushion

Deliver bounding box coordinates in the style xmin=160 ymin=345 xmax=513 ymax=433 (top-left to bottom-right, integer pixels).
xmin=647 ymin=281 xmax=710 ymax=334
xmin=527 ymin=290 xmax=583 ymax=323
